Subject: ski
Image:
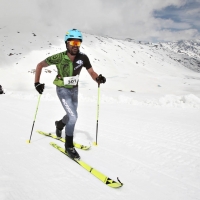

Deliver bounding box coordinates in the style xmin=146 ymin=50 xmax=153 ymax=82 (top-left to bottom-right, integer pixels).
xmin=50 ymin=142 xmax=123 ymax=188
xmin=37 ymin=130 xmax=90 ymax=150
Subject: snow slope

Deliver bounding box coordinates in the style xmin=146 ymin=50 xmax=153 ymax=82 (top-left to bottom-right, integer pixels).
xmin=1 ymin=29 xmax=200 ymax=95
xmin=1 ymin=29 xmax=200 ymax=200
xmin=1 ymin=90 xmax=200 ymax=200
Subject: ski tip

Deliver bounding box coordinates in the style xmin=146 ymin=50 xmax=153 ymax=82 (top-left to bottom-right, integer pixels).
xmin=93 ymin=142 xmax=98 ymax=146
xmin=117 ymin=177 xmax=123 ymax=186
xmin=26 ymin=140 xmax=30 ymax=144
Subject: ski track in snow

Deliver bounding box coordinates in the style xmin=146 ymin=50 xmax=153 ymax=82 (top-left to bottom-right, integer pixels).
xmin=0 ymin=92 xmax=200 ymax=200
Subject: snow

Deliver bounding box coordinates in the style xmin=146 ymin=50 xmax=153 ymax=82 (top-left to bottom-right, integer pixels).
xmin=1 ymin=30 xmax=200 ymax=200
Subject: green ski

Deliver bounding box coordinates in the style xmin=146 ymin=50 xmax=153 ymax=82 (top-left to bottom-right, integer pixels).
xmin=50 ymin=142 xmax=123 ymax=188
xmin=37 ymin=130 xmax=90 ymax=150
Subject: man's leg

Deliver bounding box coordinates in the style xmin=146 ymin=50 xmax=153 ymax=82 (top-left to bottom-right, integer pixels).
xmin=56 ymin=87 xmax=79 ymax=159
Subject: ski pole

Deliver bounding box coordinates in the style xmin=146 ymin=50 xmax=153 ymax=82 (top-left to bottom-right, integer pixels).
xmin=26 ymin=94 xmax=42 ymax=143
xmin=93 ymin=82 xmax=100 ymax=146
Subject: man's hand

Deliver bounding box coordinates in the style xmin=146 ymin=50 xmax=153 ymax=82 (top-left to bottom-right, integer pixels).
xmin=35 ymin=82 xmax=45 ymax=94
xmin=96 ymin=74 xmax=106 ymax=84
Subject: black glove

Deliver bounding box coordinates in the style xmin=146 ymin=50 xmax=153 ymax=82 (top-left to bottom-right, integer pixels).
xmin=35 ymin=82 xmax=45 ymax=94
xmin=96 ymin=74 xmax=106 ymax=84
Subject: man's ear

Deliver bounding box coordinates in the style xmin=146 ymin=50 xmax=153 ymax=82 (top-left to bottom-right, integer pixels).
xmin=65 ymin=41 xmax=68 ymax=49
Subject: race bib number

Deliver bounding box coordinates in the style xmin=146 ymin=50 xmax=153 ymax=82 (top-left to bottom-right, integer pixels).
xmin=64 ymin=75 xmax=79 ymax=86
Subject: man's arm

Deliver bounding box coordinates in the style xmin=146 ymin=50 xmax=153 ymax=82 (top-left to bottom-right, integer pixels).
xmin=35 ymin=60 xmax=49 ymax=83
xmin=87 ymin=67 xmax=99 ymax=82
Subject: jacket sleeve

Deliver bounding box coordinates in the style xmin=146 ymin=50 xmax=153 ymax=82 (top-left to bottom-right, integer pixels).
xmin=46 ymin=52 xmax=64 ymax=65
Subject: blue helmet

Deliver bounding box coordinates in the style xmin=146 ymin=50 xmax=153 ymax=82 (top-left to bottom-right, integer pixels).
xmin=65 ymin=29 xmax=83 ymax=42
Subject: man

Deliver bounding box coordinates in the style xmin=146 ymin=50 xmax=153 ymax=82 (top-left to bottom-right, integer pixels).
xmin=0 ymin=85 xmax=5 ymax=94
xmin=34 ymin=29 xmax=106 ymax=159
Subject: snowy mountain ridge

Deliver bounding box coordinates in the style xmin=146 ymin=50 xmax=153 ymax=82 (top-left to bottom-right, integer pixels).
xmin=1 ymin=30 xmax=200 ymax=95
xmin=160 ymin=39 xmax=200 ymax=72
xmin=1 ymin=28 xmax=200 ymax=73
xmin=125 ymin=38 xmax=200 ymax=73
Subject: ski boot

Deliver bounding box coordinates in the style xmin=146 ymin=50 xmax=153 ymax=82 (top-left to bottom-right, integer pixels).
xmin=55 ymin=120 xmax=65 ymax=138
xmin=65 ymin=135 xmax=80 ymax=159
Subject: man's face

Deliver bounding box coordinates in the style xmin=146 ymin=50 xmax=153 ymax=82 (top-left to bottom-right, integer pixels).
xmin=67 ymin=39 xmax=81 ymax=55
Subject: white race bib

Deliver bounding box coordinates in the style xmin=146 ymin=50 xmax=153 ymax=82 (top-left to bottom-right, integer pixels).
xmin=64 ymin=75 xmax=79 ymax=86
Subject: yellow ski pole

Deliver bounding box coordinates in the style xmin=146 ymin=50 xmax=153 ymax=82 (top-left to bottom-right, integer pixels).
xmin=26 ymin=94 xmax=42 ymax=143
xmin=93 ymin=82 xmax=100 ymax=146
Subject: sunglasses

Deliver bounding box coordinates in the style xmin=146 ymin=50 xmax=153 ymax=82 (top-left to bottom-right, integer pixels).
xmin=68 ymin=40 xmax=81 ymax=47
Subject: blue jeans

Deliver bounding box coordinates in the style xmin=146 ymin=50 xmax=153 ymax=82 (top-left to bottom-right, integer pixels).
xmin=56 ymin=86 xmax=78 ymax=137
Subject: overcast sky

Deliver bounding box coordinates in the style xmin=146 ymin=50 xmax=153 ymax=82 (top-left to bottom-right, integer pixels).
xmin=0 ymin=0 xmax=200 ymax=42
